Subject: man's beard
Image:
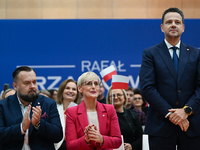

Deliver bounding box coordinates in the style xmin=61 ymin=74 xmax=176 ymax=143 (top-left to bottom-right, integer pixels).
xmin=18 ymin=89 xmax=39 ymax=102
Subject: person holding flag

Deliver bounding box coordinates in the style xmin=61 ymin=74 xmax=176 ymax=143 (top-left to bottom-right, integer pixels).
xmin=106 ymin=86 xmax=142 ymax=150
xmin=106 ymin=74 xmax=143 ymax=150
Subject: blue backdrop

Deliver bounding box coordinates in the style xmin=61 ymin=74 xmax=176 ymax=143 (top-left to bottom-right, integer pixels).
xmin=0 ymin=19 xmax=200 ymax=91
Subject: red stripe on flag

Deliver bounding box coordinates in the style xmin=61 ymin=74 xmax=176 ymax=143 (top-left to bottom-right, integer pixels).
xmin=103 ymin=70 xmax=117 ymax=82
xmin=112 ymin=82 xmax=129 ymax=90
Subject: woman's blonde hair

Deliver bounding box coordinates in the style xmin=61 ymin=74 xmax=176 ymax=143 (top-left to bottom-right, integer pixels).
xmin=77 ymin=72 xmax=100 ymax=87
xmin=1 ymin=89 xmax=15 ymax=99
xmin=106 ymin=86 xmax=127 ymax=106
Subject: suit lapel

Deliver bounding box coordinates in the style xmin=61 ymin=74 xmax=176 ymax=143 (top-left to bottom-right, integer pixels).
xmin=77 ymin=101 xmax=108 ymax=134
xmin=157 ymin=41 xmax=178 ymax=82
xmin=178 ymin=43 xmax=190 ymax=83
xmin=57 ymin=104 xmax=65 ymax=132
xmin=8 ymin=94 xmax=23 ymax=124
xmin=77 ymin=102 xmax=89 ymax=131
xmin=96 ymin=102 xmax=107 ymax=135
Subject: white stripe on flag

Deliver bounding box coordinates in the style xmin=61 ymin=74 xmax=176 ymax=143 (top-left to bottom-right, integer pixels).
xmin=112 ymin=75 xmax=129 ymax=83
xmin=100 ymin=65 xmax=116 ymax=77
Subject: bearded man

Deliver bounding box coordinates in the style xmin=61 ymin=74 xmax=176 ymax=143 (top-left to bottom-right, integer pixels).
xmin=0 ymin=66 xmax=63 ymax=150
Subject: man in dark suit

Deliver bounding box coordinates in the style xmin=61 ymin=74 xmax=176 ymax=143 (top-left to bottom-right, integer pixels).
xmin=139 ymin=7 xmax=200 ymax=150
xmin=0 ymin=66 xmax=63 ymax=150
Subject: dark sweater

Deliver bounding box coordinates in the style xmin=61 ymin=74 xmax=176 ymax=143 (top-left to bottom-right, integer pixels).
xmin=116 ymin=108 xmax=143 ymax=150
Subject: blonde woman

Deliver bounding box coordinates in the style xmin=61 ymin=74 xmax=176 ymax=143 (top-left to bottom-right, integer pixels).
xmin=107 ymin=86 xmax=143 ymax=150
xmin=66 ymin=72 xmax=122 ymax=150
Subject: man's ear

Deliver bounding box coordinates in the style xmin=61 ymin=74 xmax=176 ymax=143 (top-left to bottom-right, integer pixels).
xmin=182 ymin=24 xmax=185 ymax=33
xmin=161 ymin=24 xmax=164 ymax=33
xmin=13 ymin=82 xmax=17 ymax=91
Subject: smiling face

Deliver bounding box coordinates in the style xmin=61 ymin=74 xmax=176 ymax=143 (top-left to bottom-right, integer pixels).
xmin=78 ymin=80 xmax=100 ymax=100
xmin=109 ymin=89 xmax=125 ymax=108
xmin=161 ymin=12 xmax=185 ymax=41
xmin=62 ymin=81 xmax=78 ymax=102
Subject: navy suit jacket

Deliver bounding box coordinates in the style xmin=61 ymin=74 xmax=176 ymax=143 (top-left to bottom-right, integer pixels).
xmin=139 ymin=40 xmax=200 ymax=137
xmin=0 ymin=93 xmax=63 ymax=150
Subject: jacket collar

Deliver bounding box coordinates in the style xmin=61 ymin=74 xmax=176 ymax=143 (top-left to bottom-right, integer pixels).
xmin=7 ymin=93 xmax=23 ymax=124
xmin=157 ymin=40 xmax=178 ymax=82
xmin=157 ymin=40 xmax=189 ymax=83
xmin=77 ymin=101 xmax=107 ymax=135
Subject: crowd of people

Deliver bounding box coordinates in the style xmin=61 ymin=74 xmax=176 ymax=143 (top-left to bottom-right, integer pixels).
xmin=0 ymin=67 xmax=147 ymax=150
xmin=0 ymin=7 xmax=198 ymax=150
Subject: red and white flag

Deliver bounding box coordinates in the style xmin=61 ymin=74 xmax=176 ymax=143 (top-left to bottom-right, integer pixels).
xmin=100 ymin=65 xmax=117 ymax=82
xmin=112 ymin=75 xmax=129 ymax=90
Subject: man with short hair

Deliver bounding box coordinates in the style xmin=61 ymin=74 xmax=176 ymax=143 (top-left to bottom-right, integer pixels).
xmin=140 ymin=7 xmax=200 ymax=150
xmin=0 ymin=66 xmax=63 ymax=149
xmin=125 ymin=86 xmax=146 ymax=126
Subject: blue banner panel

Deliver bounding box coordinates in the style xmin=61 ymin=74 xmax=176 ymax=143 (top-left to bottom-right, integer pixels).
xmin=0 ymin=19 xmax=200 ymax=92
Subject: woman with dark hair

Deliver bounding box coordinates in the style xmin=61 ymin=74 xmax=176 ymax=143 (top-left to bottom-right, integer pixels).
xmin=54 ymin=79 xmax=81 ymax=150
xmin=47 ymin=89 xmax=58 ymax=101
xmin=107 ymin=86 xmax=143 ymax=150
xmin=133 ymin=88 xmax=148 ymax=116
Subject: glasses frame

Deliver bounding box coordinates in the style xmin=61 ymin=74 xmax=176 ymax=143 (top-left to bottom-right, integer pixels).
xmin=133 ymin=97 xmax=142 ymax=101
xmin=109 ymin=93 xmax=124 ymax=99
xmin=83 ymin=80 xmax=101 ymax=87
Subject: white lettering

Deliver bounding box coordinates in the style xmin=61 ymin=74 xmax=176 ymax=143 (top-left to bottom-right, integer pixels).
xmin=47 ymin=76 xmax=62 ymax=90
xmin=102 ymin=80 xmax=110 ymax=90
xmin=91 ymin=61 xmax=100 ymax=71
xmin=110 ymin=61 xmax=118 ymax=71
xmin=81 ymin=60 xmax=126 ymax=72
xmin=36 ymin=76 xmax=46 ymax=89
xmin=82 ymin=61 xmax=91 ymax=72
xmin=118 ymin=61 xmax=126 ymax=72
xmin=129 ymin=75 xmax=139 ymax=88
xmin=101 ymin=60 xmax=109 ymax=70
xmin=67 ymin=76 xmax=74 ymax=80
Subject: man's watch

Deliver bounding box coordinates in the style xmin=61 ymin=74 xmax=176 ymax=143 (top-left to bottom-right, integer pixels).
xmin=183 ymin=106 xmax=193 ymax=115
xmin=34 ymin=121 xmax=40 ymax=129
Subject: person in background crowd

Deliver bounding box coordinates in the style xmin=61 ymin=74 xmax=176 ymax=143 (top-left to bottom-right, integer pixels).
xmin=38 ymin=89 xmax=51 ymax=98
xmin=1 ymin=88 xmax=16 ymax=99
xmin=133 ymin=88 xmax=148 ymax=116
xmin=48 ymin=89 xmax=58 ymax=101
xmin=124 ymin=86 xmax=134 ymax=109
xmin=107 ymin=86 xmax=143 ymax=150
xmin=97 ymin=82 xmax=107 ymax=104
xmin=140 ymin=7 xmax=200 ymax=150
xmin=0 ymin=66 xmax=63 ymax=149
xmin=54 ymin=79 xmax=81 ymax=150
xmin=66 ymin=72 xmax=122 ymax=150
xmin=125 ymin=87 xmax=146 ymax=126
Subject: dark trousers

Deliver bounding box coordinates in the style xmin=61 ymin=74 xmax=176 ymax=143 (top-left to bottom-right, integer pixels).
xmin=149 ymin=126 xmax=200 ymax=150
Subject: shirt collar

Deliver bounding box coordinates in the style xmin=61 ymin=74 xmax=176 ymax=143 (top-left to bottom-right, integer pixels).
xmin=164 ymin=39 xmax=181 ymax=50
xmin=17 ymin=94 xmax=32 ymax=108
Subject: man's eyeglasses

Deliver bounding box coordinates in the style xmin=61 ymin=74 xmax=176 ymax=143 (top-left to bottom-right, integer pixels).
xmin=133 ymin=97 xmax=142 ymax=101
xmin=84 ymin=81 xmax=101 ymax=87
xmin=109 ymin=93 xmax=124 ymax=99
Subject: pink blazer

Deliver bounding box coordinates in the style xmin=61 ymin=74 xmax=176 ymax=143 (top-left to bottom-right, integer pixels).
xmin=66 ymin=101 xmax=122 ymax=150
